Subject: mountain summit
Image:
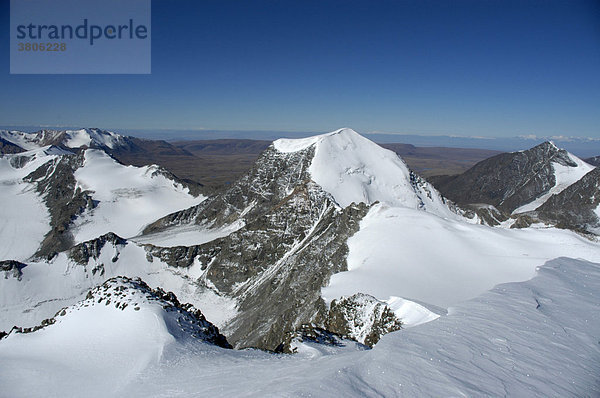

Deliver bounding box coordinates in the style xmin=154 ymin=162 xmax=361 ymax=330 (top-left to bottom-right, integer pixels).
xmin=432 ymin=141 xmax=595 ymax=226
xmin=272 ymin=128 xmax=463 ymax=218
xmin=145 ymin=128 xmax=468 ymax=239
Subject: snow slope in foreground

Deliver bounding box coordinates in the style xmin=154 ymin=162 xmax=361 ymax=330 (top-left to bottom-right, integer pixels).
xmin=0 ymin=277 xmax=228 ymax=397
xmin=323 ymin=203 xmax=600 ymax=308
xmin=1 ymin=257 xmax=598 ymax=397
xmin=72 ymin=149 xmax=205 ymax=242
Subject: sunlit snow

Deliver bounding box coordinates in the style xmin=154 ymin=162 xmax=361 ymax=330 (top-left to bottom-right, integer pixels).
xmin=72 ymin=149 xmax=205 ymax=242
xmin=1 ymin=258 xmax=598 ymax=397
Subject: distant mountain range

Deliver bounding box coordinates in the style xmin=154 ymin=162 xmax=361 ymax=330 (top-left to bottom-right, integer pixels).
xmin=0 ymin=128 xmax=505 ymax=187
xmin=3 ymin=125 xmax=599 ymax=157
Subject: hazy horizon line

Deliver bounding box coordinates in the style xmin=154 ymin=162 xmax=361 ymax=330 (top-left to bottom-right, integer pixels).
xmin=2 ymin=124 xmax=600 ymax=142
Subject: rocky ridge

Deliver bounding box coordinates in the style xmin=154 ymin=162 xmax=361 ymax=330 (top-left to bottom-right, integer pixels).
xmin=432 ymin=141 xmax=596 ymax=229
xmin=141 ymin=129 xmax=461 ymax=351
xmin=3 ymin=276 xmax=232 ymax=348
xmin=23 ymin=150 xmax=94 ymax=258
xmin=144 ymin=143 xmax=372 ymax=350
xmin=536 ymin=167 xmax=600 ymax=233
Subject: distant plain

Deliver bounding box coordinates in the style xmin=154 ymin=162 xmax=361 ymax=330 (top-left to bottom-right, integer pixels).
xmin=113 ymin=138 xmax=503 ymax=190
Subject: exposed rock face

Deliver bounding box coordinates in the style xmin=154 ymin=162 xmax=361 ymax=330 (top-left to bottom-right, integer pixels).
xmin=325 ymin=293 xmax=402 ymax=347
xmin=467 ymin=204 xmax=509 ymax=226
xmin=69 ymin=232 xmax=128 ymax=265
xmin=142 ymin=142 xmax=384 ymax=350
xmin=0 ymin=138 xmax=25 ymax=154
xmin=24 ymin=151 xmax=94 ymax=258
xmin=433 ymin=142 xmax=578 ymax=214
xmin=511 ymin=214 xmax=535 ymax=229
xmin=148 ymin=182 xmax=369 ymax=350
xmin=144 ymin=145 xmax=316 ymax=234
xmin=536 ymin=167 xmax=600 ymax=233
xmin=0 ymin=260 xmax=27 ymax=280
xmin=222 ymin=200 xmax=368 ymax=351
xmin=7 ymin=276 xmax=232 ymax=349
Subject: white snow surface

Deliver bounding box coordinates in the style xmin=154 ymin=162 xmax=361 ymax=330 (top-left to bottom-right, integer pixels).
xmin=63 ymin=128 xmax=123 ymax=149
xmin=0 ymin=130 xmax=40 ymax=150
xmin=2 ymin=128 xmax=600 ymax=396
xmin=0 ymin=278 xmax=195 ymax=396
xmin=322 ymin=203 xmax=600 ymax=308
xmin=0 ymin=145 xmax=204 ymax=259
xmin=514 ymin=153 xmax=595 ymax=214
xmin=274 ymin=128 xmax=463 ymax=219
xmin=133 ymin=220 xmax=245 ymax=247
xmin=72 ymin=149 xmax=205 ymax=242
xmin=0 ymin=128 xmax=124 ymax=150
xmin=385 ymin=296 xmax=440 ymax=328
xmin=0 ymin=240 xmax=238 ymax=331
xmin=0 ymin=148 xmax=56 ymax=261
xmin=1 ymin=257 xmax=598 ymax=397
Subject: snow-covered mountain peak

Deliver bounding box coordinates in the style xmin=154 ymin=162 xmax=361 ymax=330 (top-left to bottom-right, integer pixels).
xmin=523 ymin=140 xmax=582 ymax=167
xmin=62 ymin=128 xmax=124 ymax=149
xmin=0 ymin=128 xmax=125 ymax=151
xmin=273 ymin=127 xmax=363 ymax=153
xmin=435 ymin=139 xmax=595 ymax=221
xmin=510 ymin=142 xmax=595 ymax=214
xmin=276 ymin=128 xmax=466 ymax=217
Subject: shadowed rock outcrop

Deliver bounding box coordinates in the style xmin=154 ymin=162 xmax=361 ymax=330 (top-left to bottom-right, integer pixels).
xmin=433 ymin=142 xmax=578 ymax=214
xmin=536 ymin=167 xmax=600 ymax=233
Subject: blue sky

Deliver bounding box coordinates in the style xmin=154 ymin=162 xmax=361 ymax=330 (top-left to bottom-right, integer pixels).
xmin=1 ymin=0 xmax=599 ymax=138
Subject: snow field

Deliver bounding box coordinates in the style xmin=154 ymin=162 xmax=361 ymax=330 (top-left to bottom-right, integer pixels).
xmin=72 ymin=149 xmax=205 ymax=242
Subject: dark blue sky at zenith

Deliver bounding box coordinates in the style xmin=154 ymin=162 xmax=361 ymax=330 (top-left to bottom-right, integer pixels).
xmin=1 ymin=0 xmax=599 ymax=140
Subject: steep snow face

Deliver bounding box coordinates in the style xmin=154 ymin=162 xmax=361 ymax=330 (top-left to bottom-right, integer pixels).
xmin=72 ymin=149 xmax=205 ymax=242
xmin=1 ymin=258 xmax=598 ymax=397
xmin=514 ymin=152 xmax=595 ymax=214
xmin=0 ymin=148 xmax=56 ymax=261
xmin=0 ymin=130 xmax=41 ymax=150
xmin=322 ymin=203 xmax=600 ymax=308
xmin=274 ymin=128 xmax=461 ymax=218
